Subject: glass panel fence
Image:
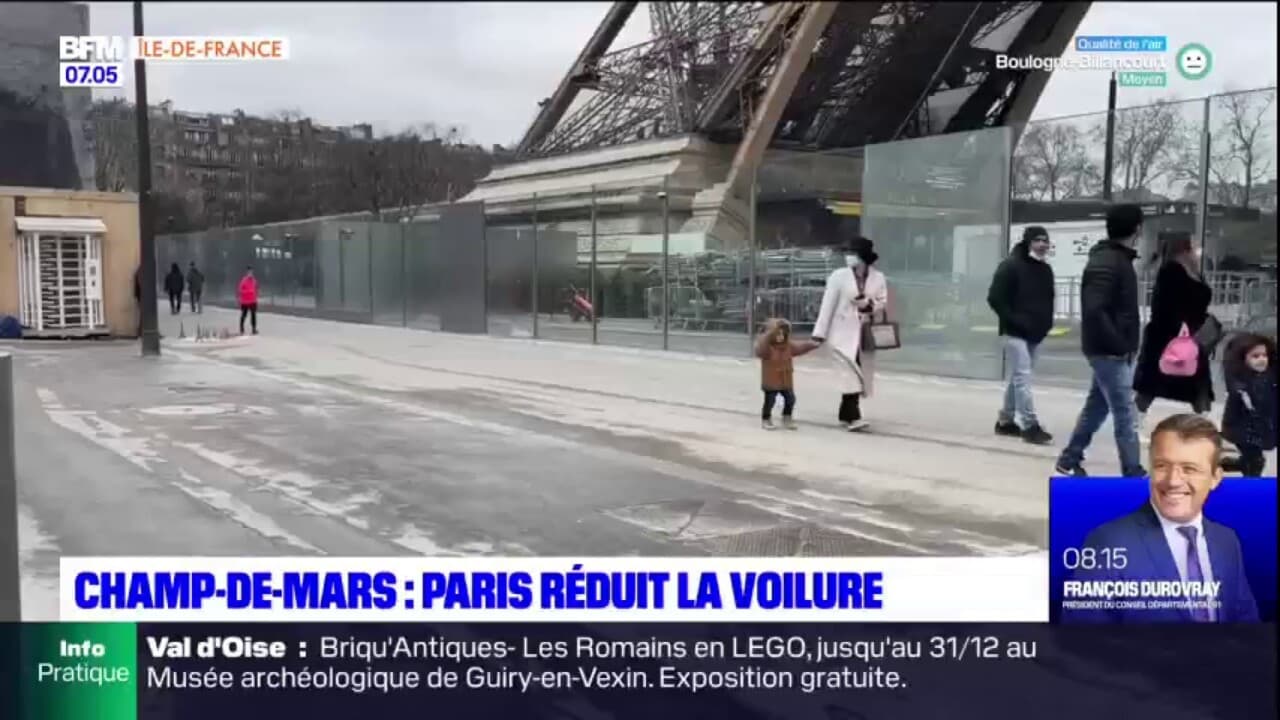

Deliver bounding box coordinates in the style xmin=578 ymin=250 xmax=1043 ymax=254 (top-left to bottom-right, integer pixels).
xmin=150 ymin=86 xmax=1276 ymax=377
xmin=861 ymin=126 xmax=1014 ymax=381
xmin=751 ymin=149 xmax=863 ymax=359
xmin=403 ymin=216 xmax=444 ymax=332
xmin=1205 ymin=88 xmax=1277 ymax=342
xmin=531 ymin=185 xmax=596 ymax=346
xmin=589 ymin=177 xmax=671 ymax=352
xmin=370 ymin=221 xmax=405 ymax=327
xmin=485 ymin=194 xmax=537 ymax=339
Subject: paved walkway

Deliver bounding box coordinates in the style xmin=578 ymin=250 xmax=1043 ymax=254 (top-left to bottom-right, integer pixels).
xmin=6 ymin=306 xmax=1268 ymax=620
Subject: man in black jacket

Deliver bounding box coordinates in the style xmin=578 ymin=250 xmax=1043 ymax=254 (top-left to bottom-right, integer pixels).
xmin=1056 ymin=204 xmax=1147 ymax=477
xmin=989 ymin=226 xmax=1056 ymax=445
xmin=187 ymin=261 xmax=205 ymax=314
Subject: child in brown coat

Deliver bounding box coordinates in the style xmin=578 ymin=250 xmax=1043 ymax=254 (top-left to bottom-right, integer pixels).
xmin=756 ymin=318 xmax=820 ymax=430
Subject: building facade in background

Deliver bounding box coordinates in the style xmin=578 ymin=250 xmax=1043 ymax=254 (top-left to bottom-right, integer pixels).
xmin=0 ymin=1 xmax=95 ymax=190
xmin=91 ymin=98 xmax=375 ymax=229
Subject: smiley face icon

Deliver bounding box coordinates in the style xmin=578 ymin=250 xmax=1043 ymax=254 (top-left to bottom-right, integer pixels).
xmin=1175 ymin=43 xmax=1212 ymax=80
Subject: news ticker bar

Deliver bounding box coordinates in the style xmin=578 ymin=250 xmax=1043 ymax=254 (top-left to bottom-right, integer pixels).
xmin=2 ymin=622 xmax=1272 ymax=719
xmin=59 ymin=556 xmax=1048 ymax=623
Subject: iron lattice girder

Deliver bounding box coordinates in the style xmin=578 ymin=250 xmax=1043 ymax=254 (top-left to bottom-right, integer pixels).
xmin=804 ymin=2 xmax=1021 ymax=147
xmin=526 ymin=2 xmax=770 ymax=157
xmin=944 ymin=2 xmax=1074 ymax=131
xmin=521 ymin=1 xmax=1078 ymax=158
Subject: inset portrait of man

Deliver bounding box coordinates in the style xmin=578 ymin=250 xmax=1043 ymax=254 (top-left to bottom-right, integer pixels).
xmin=1063 ymin=414 xmax=1259 ymax=623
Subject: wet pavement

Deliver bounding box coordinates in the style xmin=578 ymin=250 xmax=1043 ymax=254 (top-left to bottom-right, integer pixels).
xmin=9 ymin=306 xmax=1267 ymax=619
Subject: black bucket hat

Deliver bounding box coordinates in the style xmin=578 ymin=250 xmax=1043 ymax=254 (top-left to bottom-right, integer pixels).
xmin=845 ymin=236 xmax=879 ymax=266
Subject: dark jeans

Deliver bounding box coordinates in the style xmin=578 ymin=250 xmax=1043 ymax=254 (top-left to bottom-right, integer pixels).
xmin=1238 ymin=445 xmax=1267 ymax=477
xmin=763 ymin=389 xmax=796 ymax=420
xmin=838 ymin=393 xmax=862 ymax=424
xmin=239 ymin=303 xmax=258 ymax=333
xmin=168 ymin=292 xmax=181 ymax=314
xmin=1058 ymin=355 xmax=1144 ymax=476
xmin=190 ymin=291 xmax=202 ymax=313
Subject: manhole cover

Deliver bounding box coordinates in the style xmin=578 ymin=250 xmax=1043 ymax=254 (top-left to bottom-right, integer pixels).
xmin=703 ymin=525 xmax=923 ymax=557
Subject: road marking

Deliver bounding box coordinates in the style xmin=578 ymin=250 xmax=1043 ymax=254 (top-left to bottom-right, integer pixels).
xmin=35 ymin=388 xmax=61 ymax=409
xmin=39 ymin=388 xmax=160 ymax=472
xmin=171 ymin=440 xmax=530 ymax=556
xmin=167 ymin=347 xmax=1040 ymax=556
xmin=171 ymin=470 xmax=323 ymax=554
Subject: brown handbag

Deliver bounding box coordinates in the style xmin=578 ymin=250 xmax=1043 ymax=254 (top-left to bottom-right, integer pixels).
xmin=855 ymin=272 xmax=901 ymax=351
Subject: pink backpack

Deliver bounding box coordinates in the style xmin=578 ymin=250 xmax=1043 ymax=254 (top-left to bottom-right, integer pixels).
xmin=1159 ymin=323 xmax=1199 ymax=377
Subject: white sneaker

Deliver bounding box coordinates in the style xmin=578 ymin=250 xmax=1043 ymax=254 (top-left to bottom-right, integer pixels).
xmin=848 ymin=419 xmax=870 ymax=432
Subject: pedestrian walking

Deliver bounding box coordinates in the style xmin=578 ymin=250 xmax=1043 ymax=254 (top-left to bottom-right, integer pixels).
xmin=812 ymin=236 xmax=890 ymax=432
xmin=756 ymin=318 xmax=819 ymax=430
xmin=1055 ymin=204 xmax=1147 ymax=477
xmin=988 ymin=226 xmax=1056 ymax=445
xmin=164 ymin=263 xmax=184 ymax=315
xmin=1133 ymin=235 xmax=1218 ymax=438
xmin=1221 ymin=333 xmax=1276 ymax=476
xmin=238 ymin=266 xmax=259 ymax=335
xmin=134 ymin=266 xmax=142 ymax=336
xmin=186 ymin=261 xmax=205 ymax=314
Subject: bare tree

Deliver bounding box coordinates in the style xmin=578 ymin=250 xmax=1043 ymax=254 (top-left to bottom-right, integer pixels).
xmin=78 ymin=101 xmax=498 ymax=227
xmin=1209 ymin=89 xmax=1275 ymax=208
xmin=1104 ymin=99 xmax=1192 ymax=200
xmin=88 ymin=98 xmax=137 ymax=191
xmin=1016 ymin=123 xmax=1100 ymax=201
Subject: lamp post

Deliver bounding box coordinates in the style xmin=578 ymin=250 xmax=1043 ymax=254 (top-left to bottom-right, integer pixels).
xmin=1102 ymin=71 xmax=1117 ymax=201
xmin=134 ymin=0 xmax=160 ymax=356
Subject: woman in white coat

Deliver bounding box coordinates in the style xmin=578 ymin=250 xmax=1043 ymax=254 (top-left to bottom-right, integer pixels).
xmin=812 ymin=236 xmax=889 ymax=431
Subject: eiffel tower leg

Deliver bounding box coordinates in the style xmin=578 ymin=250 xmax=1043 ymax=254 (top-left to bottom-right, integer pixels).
xmin=725 ymin=2 xmax=839 ymax=196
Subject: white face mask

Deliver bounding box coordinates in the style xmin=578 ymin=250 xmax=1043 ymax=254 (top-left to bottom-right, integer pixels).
xmin=845 ymin=255 xmax=861 ymax=268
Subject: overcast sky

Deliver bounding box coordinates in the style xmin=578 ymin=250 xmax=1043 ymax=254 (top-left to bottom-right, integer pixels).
xmin=87 ymin=1 xmax=1278 ymax=145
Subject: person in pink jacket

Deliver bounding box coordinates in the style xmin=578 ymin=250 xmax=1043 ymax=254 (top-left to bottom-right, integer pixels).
xmin=238 ymin=266 xmax=259 ymax=335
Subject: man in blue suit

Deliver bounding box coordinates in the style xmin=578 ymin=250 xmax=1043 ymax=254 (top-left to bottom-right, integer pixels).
xmin=1063 ymin=414 xmax=1260 ymax=623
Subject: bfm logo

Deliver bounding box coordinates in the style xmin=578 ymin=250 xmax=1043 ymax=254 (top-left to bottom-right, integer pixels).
xmin=59 ymin=36 xmax=128 ymax=62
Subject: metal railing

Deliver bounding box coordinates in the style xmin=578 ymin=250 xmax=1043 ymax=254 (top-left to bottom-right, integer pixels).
xmin=1051 ymin=272 xmax=1277 ymax=326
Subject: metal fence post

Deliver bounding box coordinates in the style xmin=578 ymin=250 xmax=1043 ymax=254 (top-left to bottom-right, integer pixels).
xmin=661 ymin=178 xmax=670 ymax=351
xmin=480 ymin=200 xmax=490 ymax=335
xmin=531 ymin=194 xmax=540 ymax=339
xmin=367 ymin=227 xmax=375 ymax=322
xmin=312 ymin=236 xmax=321 ymax=311
xmin=0 ymin=353 xmax=21 ymax=621
xmin=401 ymin=224 xmax=409 ymax=327
xmin=590 ymin=186 xmax=599 ymax=346
xmin=746 ymin=168 xmax=758 ymax=357
xmin=338 ymin=229 xmax=348 ymax=309
xmin=1195 ymin=96 xmax=1212 ymax=273
xmin=288 ymin=233 xmax=297 ymax=307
